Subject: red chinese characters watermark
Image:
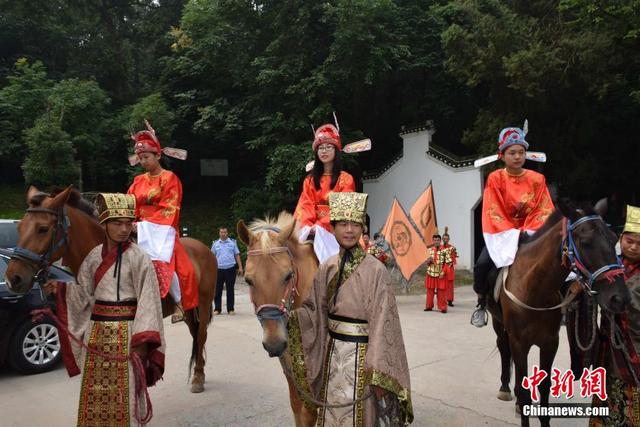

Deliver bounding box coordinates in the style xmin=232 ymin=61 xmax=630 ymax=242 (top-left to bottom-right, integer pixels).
xmin=550 ymin=368 xmax=575 ymax=398
xmin=579 ymin=367 xmax=607 ymax=401
xmin=522 ymin=365 xmax=548 ymax=402
xmin=522 ymin=367 xmax=607 ymax=401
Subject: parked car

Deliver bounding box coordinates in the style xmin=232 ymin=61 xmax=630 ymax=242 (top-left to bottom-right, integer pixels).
xmin=0 ymin=247 xmax=75 ymax=374
xmin=0 ymin=219 xmax=19 ymax=248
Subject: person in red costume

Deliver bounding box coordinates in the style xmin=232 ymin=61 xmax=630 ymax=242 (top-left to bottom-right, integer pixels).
xmin=441 ymin=228 xmax=457 ymax=307
xmin=127 ymin=120 xmax=198 ymax=322
xmin=294 ymin=122 xmax=355 ymax=263
xmin=470 ymin=123 xmax=554 ymax=327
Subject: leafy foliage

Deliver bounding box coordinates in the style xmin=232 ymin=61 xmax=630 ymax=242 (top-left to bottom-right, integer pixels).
xmin=22 ymin=116 xmax=79 ymax=187
xmin=0 ymin=0 xmax=638 ymax=208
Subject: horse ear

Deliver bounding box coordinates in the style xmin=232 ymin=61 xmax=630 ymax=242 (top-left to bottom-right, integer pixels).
xmin=594 ymin=197 xmax=608 ymax=217
xmin=26 ymin=185 xmax=40 ymax=206
xmin=557 ymin=197 xmax=580 ymax=222
xmin=48 ymin=185 xmax=74 ymax=208
xmin=277 ymin=219 xmax=296 ymax=245
xmin=237 ymin=220 xmax=254 ymax=246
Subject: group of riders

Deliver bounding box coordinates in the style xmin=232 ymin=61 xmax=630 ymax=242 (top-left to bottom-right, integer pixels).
xmin=26 ymin=116 xmax=640 ymax=426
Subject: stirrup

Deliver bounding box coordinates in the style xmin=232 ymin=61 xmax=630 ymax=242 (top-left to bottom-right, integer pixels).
xmin=470 ymin=306 xmax=488 ymax=328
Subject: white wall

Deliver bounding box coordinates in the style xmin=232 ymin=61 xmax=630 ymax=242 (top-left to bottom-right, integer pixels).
xmin=363 ymin=129 xmax=482 ymax=270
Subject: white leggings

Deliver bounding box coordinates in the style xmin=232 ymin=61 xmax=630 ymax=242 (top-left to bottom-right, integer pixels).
xmin=169 ymin=272 xmax=181 ymax=304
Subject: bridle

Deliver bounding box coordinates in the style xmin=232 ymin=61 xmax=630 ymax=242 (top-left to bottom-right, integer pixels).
xmin=246 ymin=242 xmax=299 ymax=324
xmin=11 ymin=206 xmax=70 ymax=284
xmin=561 ymin=215 xmax=624 ymax=294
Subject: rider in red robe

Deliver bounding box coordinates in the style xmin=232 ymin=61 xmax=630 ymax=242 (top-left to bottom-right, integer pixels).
xmin=294 ymin=123 xmax=355 ymax=263
xmin=471 ymin=123 xmax=553 ymax=327
xmin=127 ymin=122 xmax=198 ymax=314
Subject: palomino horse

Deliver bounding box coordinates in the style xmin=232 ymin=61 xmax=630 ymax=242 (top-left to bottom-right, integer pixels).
xmin=487 ymin=198 xmax=630 ymax=427
xmin=5 ymin=186 xmax=217 ymax=393
xmin=237 ymin=212 xmax=319 ymax=427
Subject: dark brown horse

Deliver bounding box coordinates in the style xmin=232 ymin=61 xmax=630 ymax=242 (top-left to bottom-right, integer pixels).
xmin=237 ymin=212 xmax=319 ymax=427
xmin=488 ymin=198 xmax=630 ymax=427
xmin=5 ymin=186 xmax=217 ymax=393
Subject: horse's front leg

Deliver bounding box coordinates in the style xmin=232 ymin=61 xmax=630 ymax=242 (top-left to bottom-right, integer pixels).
xmin=538 ymin=334 xmax=559 ymax=427
xmin=492 ymin=316 xmax=513 ymax=401
xmin=511 ymin=339 xmax=532 ymax=427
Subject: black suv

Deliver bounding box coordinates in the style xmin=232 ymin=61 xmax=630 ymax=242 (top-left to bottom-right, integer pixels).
xmin=0 ymin=247 xmax=74 ymax=374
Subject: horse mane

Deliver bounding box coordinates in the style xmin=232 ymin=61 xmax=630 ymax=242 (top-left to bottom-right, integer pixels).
xmin=247 ymin=211 xmax=298 ymax=250
xmin=526 ymin=209 xmax=563 ymax=243
xmin=29 ymin=187 xmax=98 ymax=219
xmin=64 ymin=189 xmax=99 ymax=218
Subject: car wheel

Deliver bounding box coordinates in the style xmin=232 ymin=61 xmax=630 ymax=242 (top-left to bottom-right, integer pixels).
xmin=9 ymin=317 xmax=61 ymax=374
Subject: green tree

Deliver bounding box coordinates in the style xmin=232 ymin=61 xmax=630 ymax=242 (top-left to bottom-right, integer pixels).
xmin=22 ymin=116 xmax=79 ymax=187
xmin=47 ymin=78 xmax=113 ymax=190
xmin=0 ymin=59 xmax=52 ymax=176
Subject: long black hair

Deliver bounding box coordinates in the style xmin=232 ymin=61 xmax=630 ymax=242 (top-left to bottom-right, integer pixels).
xmin=311 ymin=149 xmax=342 ymax=190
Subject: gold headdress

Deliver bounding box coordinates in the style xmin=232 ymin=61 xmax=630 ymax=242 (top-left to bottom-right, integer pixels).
xmin=624 ymin=205 xmax=640 ymax=234
xmin=329 ymin=192 xmax=368 ymax=225
xmin=95 ymin=193 xmax=136 ymax=224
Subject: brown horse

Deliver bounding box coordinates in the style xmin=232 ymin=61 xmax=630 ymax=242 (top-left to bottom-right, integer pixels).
xmin=5 ymin=186 xmax=217 ymax=393
xmin=237 ymin=212 xmax=318 ymax=427
xmin=487 ymin=198 xmax=630 ymax=427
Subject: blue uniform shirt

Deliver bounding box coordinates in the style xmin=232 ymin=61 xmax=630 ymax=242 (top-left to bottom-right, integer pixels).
xmin=211 ymin=238 xmax=240 ymax=269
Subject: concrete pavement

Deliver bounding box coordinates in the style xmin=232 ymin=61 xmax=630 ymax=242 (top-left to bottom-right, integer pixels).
xmin=0 ymin=282 xmax=592 ymax=426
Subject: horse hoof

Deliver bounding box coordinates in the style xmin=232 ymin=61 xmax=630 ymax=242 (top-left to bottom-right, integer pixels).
xmin=497 ymin=390 xmax=513 ymax=401
xmin=190 ymin=382 xmax=205 ymax=393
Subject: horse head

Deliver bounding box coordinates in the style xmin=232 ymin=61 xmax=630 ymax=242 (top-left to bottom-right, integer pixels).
xmin=5 ymin=185 xmax=75 ymax=294
xmin=557 ymin=197 xmax=630 ymax=314
xmin=237 ymin=212 xmax=317 ymax=358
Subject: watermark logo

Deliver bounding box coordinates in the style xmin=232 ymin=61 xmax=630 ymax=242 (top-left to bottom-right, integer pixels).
xmin=522 ymin=366 xmax=607 ymax=402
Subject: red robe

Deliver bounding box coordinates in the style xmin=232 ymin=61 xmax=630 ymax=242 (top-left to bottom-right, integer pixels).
xmin=482 ymin=168 xmax=553 ymax=267
xmin=128 ymin=170 xmax=198 ymax=310
xmin=294 ymin=171 xmax=355 ymax=231
xmin=424 ymin=246 xmax=450 ymax=311
xmin=442 ymin=244 xmax=457 ymax=302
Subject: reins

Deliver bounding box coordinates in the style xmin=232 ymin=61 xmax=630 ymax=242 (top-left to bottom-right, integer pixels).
xmin=502 ymin=215 xmax=624 ymax=312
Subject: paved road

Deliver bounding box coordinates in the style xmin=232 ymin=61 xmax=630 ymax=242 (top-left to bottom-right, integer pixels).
xmin=0 ymin=282 xmax=591 ymax=426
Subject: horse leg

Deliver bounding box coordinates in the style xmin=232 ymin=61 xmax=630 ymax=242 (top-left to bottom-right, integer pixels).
xmin=285 ymin=375 xmax=304 ymax=426
xmin=191 ymin=304 xmax=211 ymax=393
xmin=510 ymin=340 xmax=532 ymax=427
xmin=538 ymin=335 xmax=559 ymax=427
xmin=492 ymin=316 xmax=513 ymax=401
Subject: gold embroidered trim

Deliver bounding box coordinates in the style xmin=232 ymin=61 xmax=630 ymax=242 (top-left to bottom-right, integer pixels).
xmin=326 ymin=245 xmax=366 ymax=304
xmin=317 ymin=337 xmax=336 ymax=425
xmin=365 ymin=369 xmax=414 ymax=425
xmin=354 ymin=342 xmax=368 ymax=426
xmin=78 ymin=320 xmax=130 ymax=427
xmin=287 ymin=313 xmax=317 ymax=412
xmin=92 ymin=304 xmax=137 ymax=317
